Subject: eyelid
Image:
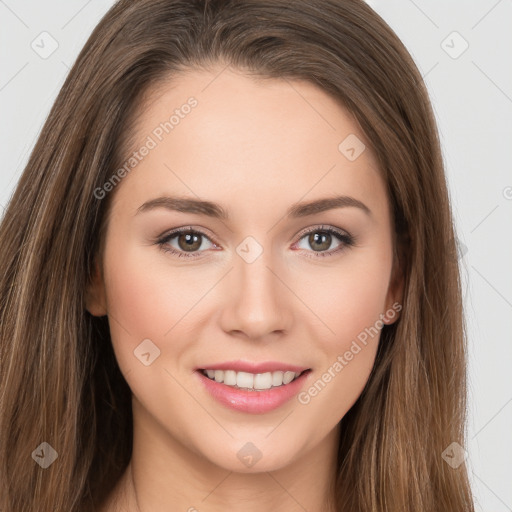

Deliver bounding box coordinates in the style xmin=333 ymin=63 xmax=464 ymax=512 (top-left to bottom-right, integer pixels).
xmin=290 ymin=224 xmax=356 ymax=258
xmin=157 ymin=225 xmax=218 ymax=243
xmin=156 ymin=224 xmax=355 ymax=258
xmin=293 ymin=224 xmax=352 ymax=242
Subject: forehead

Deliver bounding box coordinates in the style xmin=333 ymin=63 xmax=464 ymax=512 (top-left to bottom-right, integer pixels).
xmin=113 ymin=66 xmax=388 ymax=221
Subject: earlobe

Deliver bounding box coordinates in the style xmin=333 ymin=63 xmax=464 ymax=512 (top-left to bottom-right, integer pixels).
xmin=85 ymin=260 xmax=108 ymax=317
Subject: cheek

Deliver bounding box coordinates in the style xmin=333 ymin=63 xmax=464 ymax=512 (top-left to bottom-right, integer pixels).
xmin=292 ymin=249 xmax=392 ymax=414
xmin=101 ymin=234 xmax=224 ymax=374
xmin=101 ymin=237 xmax=190 ymax=365
xmin=105 ymin=257 xmax=171 ymax=334
xmin=297 ymin=251 xmax=392 ymax=348
xmin=294 ymin=261 xmax=388 ymax=422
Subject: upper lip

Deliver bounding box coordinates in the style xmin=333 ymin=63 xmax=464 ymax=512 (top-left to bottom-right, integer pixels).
xmin=196 ymin=360 xmax=311 ymax=374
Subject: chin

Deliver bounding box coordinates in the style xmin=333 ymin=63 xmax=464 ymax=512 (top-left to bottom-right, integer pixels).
xmin=200 ymin=438 xmax=302 ymax=474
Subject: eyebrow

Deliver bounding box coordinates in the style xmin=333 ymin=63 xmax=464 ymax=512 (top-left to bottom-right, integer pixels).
xmin=136 ymin=194 xmax=372 ymax=219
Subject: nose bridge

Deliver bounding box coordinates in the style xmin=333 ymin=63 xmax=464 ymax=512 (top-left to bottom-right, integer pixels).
xmin=220 ymin=235 xmax=291 ymax=338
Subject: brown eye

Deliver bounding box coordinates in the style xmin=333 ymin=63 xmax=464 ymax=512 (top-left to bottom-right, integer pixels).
xmin=177 ymin=232 xmax=203 ymax=252
xmin=157 ymin=227 xmax=217 ymax=258
xmin=294 ymin=225 xmax=355 ymax=258
xmin=308 ymin=232 xmax=332 ymax=252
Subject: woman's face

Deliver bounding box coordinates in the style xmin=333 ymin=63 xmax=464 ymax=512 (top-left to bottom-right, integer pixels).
xmin=87 ymin=66 xmax=402 ymax=473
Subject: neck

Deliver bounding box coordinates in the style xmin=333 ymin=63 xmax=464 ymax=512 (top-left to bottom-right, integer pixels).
xmin=102 ymin=403 xmax=340 ymax=512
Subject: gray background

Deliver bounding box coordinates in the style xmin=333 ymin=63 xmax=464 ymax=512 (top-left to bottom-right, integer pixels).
xmin=1 ymin=1 xmax=511 ymax=510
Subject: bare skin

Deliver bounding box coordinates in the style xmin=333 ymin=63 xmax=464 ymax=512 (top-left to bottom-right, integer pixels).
xmin=89 ymin=64 xmax=403 ymax=512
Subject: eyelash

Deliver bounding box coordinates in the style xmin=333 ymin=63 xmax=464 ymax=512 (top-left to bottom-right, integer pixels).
xmin=155 ymin=225 xmax=356 ymax=259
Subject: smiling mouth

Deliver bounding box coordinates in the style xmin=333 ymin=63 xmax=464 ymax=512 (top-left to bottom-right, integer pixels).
xmin=199 ymin=368 xmax=311 ymax=391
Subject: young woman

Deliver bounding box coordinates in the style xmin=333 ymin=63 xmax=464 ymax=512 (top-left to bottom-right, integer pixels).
xmin=0 ymin=0 xmax=475 ymax=510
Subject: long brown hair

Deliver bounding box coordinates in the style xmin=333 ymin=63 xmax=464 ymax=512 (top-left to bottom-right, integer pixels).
xmin=0 ymin=1 xmax=474 ymax=510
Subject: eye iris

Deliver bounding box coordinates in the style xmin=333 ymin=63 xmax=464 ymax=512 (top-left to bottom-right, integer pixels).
xmin=178 ymin=232 xmax=201 ymax=252
xmin=309 ymin=232 xmax=331 ymax=251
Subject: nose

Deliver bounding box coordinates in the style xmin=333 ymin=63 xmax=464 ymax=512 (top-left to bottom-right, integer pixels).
xmin=218 ymin=242 xmax=293 ymax=341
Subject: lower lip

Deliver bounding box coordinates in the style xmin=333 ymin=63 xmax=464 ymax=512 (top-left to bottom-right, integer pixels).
xmin=195 ymin=370 xmax=312 ymax=414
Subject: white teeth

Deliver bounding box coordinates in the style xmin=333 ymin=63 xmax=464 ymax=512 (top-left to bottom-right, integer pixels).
xmin=224 ymin=370 xmax=237 ymax=386
xmin=254 ymin=372 xmax=272 ymax=390
xmin=236 ymin=371 xmax=254 ymax=388
xmin=201 ymin=369 xmax=303 ymax=390
xmin=272 ymin=371 xmax=284 ymax=386
xmin=282 ymin=371 xmax=296 ymax=384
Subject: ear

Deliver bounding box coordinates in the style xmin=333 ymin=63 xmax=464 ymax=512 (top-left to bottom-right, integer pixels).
xmin=383 ymin=247 xmax=405 ymax=325
xmin=85 ymin=259 xmax=108 ymax=317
